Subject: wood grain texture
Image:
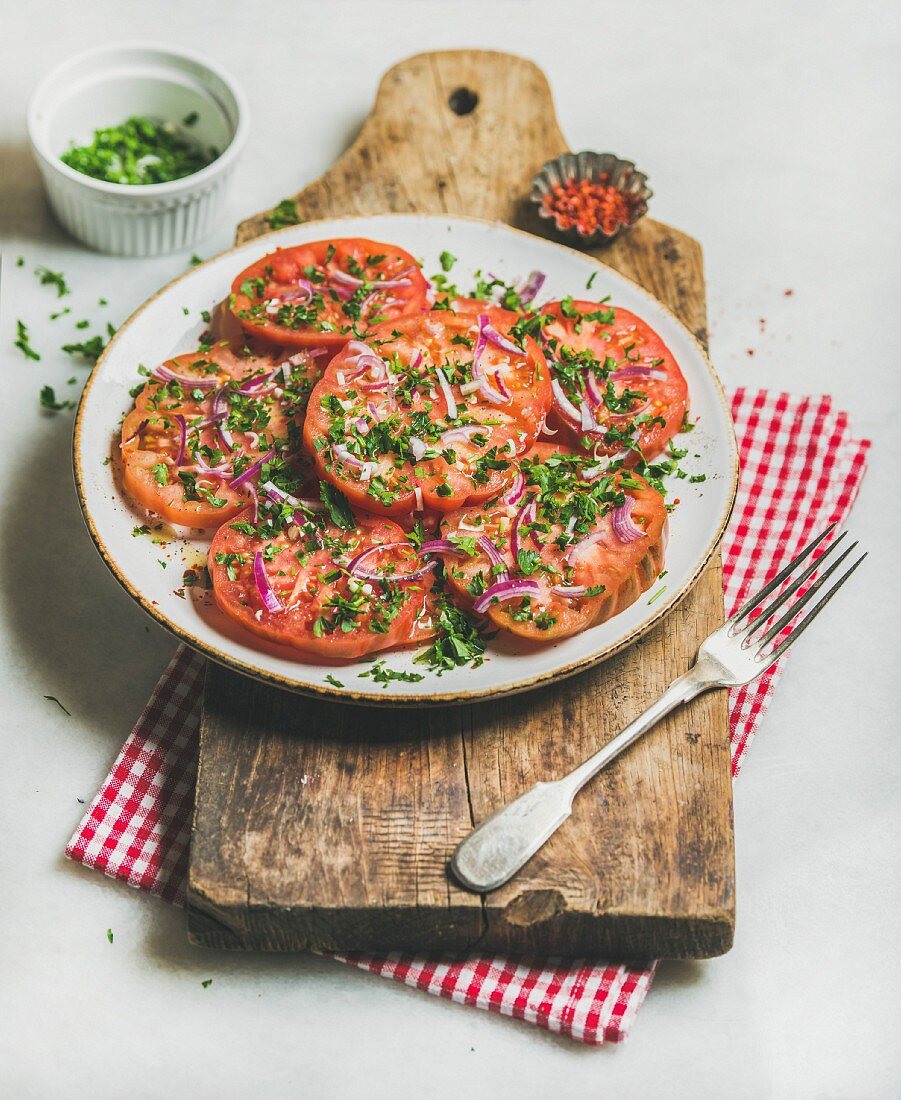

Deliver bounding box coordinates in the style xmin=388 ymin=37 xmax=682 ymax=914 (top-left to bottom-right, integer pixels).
xmin=188 ymin=50 xmax=734 ymax=958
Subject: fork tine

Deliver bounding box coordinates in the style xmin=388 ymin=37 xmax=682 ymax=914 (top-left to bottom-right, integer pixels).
xmin=758 ymin=551 xmax=867 ymax=666
xmin=739 ymin=531 xmax=848 ymax=642
xmin=750 ymin=539 xmax=859 ymax=650
xmin=731 ymin=523 xmax=836 ymax=626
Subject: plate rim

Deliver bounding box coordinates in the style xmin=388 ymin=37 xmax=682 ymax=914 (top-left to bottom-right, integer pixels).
xmin=73 ymin=211 xmax=739 ymax=707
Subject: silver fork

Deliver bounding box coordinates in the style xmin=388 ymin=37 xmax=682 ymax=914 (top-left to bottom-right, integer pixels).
xmin=450 ymin=525 xmax=866 ymax=893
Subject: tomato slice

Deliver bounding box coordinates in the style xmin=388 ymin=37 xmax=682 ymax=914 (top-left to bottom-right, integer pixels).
xmin=302 ymin=309 xmax=551 ymax=520
xmin=229 ymin=238 xmax=429 ymax=350
xmin=122 ymin=348 xmax=320 ymax=528
xmin=540 ymin=300 xmax=689 ymax=461
xmin=208 ymin=495 xmax=434 ymax=659
xmin=437 ymin=443 xmax=667 ymax=641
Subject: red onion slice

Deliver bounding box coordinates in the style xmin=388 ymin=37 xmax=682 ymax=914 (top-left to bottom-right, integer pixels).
xmin=419 ymin=539 xmax=467 ymax=557
xmin=501 ymin=471 xmax=525 ymax=506
xmin=516 ymin=270 xmax=546 ymax=304
xmin=347 ymin=542 xmax=436 ymax=583
xmin=477 ymin=534 xmax=508 ymax=579
xmin=230 ymin=449 xmax=276 ymax=490
xmin=280 ymin=279 xmax=314 ymax=304
xmin=331 ymin=443 xmax=365 ymax=470
xmin=439 ymin=425 xmax=484 ymax=446
xmin=211 ymin=385 xmax=234 ymax=452
xmin=563 ymin=529 xmax=609 ymax=564
xmin=473 ymin=578 xmax=541 ymax=615
xmin=585 ymin=372 xmax=605 ymax=407
xmin=122 ymin=418 xmax=149 ymax=447
xmin=150 ymin=364 xmax=219 ymax=390
xmin=610 ymin=366 xmax=668 ymax=382
xmin=479 ymin=314 xmax=524 ymax=357
xmin=236 ymin=370 xmax=278 ymax=395
xmin=253 ymin=551 xmax=285 ymax=614
xmin=551 ymin=379 xmax=582 ymax=430
xmin=367 ymin=401 xmax=384 ymax=423
xmin=435 ymin=367 xmax=457 ymax=419
xmin=550 ymin=584 xmax=589 ymax=599
xmin=611 ymin=496 xmax=645 ymax=543
xmin=173 ymin=414 xmax=187 ymax=466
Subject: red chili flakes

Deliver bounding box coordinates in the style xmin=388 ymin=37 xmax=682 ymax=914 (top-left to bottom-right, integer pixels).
xmin=784 ymin=289 xmax=794 ymax=296
xmin=746 ymin=348 xmax=755 ymax=356
xmin=541 ymin=176 xmax=640 ymax=236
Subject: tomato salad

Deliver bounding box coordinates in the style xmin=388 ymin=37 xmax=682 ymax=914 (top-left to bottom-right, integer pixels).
xmin=119 ymin=237 xmax=694 ymax=670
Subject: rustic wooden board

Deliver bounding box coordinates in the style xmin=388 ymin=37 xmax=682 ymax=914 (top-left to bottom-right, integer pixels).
xmin=187 ymin=50 xmax=735 ymax=959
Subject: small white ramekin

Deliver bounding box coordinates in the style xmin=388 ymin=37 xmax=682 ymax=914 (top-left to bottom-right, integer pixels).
xmin=27 ymin=43 xmax=249 ymax=257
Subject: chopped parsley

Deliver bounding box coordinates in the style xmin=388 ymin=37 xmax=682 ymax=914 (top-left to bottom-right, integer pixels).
xmin=36 ymin=267 xmax=69 ymax=297
xmin=14 ymin=320 xmax=40 ymax=361
xmin=266 ymin=198 xmax=302 ymax=229
xmin=43 ymin=695 xmax=71 ymax=716
xmin=325 ymin=675 xmax=344 ymax=689
xmin=415 ymin=592 xmax=489 ymax=673
xmin=40 ymin=385 xmax=75 ymax=412
xmin=61 ymin=116 xmax=217 ymax=185
xmin=359 ymin=661 xmax=425 ymax=687
xmin=319 ymin=481 xmax=355 ymax=530
xmin=439 ymin=250 xmax=457 ymax=272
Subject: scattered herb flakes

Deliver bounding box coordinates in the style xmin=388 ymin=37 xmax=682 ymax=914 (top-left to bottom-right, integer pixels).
xmin=75 ymin=319 xmax=90 ymax=329
xmin=182 ymin=568 xmax=199 ymax=587
xmin=200 ymin=309 xmax=211 ymax=323
xmin=359 ymin=661 xmax=425 ymax=688
xmin=14 ymin=320 xmax=40 ymax=361
xmin=183 ymin=111 xmax=199 ymax=127
xmin=190 ymin=253 xmax=203 ymax=266
xmin=439 ymin=250 xmax=457 ymax=272
xmin=16 ymin=256 xmax=24 ymax=267
xmin=50 ymin=307 xmax=71 ymax=321
xmin=132 ymin=525 xmax=150 ymax=538
xmin=43 ymin=695 xmax=71 ymax=716
xmin=40 ymin=385 xmax=75 ymax=412
xmin=101 ymin=457 xmax=110 ymax=466
xmin=325 ymin=674 xmax=344 ymax=689
xmin=106 ymin=929 xmax=114 ymax=944
xmin=689 ymin=473 xmax=707 ymax=483
xmin=586 ymin=270 xmax=598 ymax=289
xmin=76 ymin=797 xmax=85 ymax=804
xmin=158 ymin=559 xmax=168 ymax=570
xmin=647 ymin=586 xmax=667 ymax=605
xmin=62 ymin=333 xmax=106 ymax=363
xmin=182 ymin=306 xmax=189 ymax=316
xmin=266 ymin=198 xmax=301 ymax=230
xmin=98 ymin=297 xmax=108 ymax=306
xmin=201 ymin=979 xmax=213 ymax=989
xmin=36 ymin=266 xmax=69 ymax=297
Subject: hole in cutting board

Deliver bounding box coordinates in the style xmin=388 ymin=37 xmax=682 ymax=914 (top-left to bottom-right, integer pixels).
xmin=448 ymin=87 xmax=479 ymax=115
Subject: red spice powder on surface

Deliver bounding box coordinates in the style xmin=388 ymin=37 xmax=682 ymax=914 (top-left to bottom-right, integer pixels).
xmin=541 ymin=176 xmax=641 ymax=236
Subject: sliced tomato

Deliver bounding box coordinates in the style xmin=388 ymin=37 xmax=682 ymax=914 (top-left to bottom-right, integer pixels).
xmin=208 ymin=497 xmax=434 ymax=659
xmin=541 ymin=300 xmax=689 ymax=461
xmin=122 ymin=348 xmax=317 ymax=528
xmin=229 ymin=238 xmax=429 ymax=350
xmin=302 ymin=309 xmax=551 ymax=520
xmin=437 ymin=444 xmax=667 ymax=642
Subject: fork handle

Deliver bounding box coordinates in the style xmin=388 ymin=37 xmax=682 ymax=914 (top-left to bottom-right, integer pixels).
xmin=450 ymin=666 xmax=714 ymax=893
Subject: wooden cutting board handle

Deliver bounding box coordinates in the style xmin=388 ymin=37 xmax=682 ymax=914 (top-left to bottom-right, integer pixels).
xmin=188 ymin=50 xmax=734 ymax=959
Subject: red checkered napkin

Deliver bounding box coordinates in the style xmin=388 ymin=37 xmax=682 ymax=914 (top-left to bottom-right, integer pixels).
xmin=67 ymin=390 xmax=869 ymax=1045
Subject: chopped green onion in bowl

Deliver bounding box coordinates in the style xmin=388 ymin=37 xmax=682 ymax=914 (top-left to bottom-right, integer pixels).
xmin=60 ymin=115 xmax=219 ymax=186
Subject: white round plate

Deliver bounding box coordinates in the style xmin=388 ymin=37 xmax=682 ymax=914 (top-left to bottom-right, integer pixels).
xmin=74 ymin=213 xmax=738 ymax=705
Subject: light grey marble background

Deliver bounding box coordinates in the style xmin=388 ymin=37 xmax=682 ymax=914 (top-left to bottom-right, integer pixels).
xmin=1 ymin=2 xmax=898 ymax=1097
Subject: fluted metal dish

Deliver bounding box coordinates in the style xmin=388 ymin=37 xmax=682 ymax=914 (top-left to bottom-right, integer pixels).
xmin=530 ymin=150 xmax=652 ymax=247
